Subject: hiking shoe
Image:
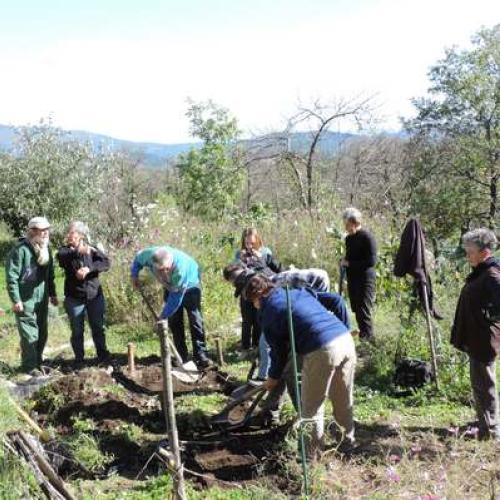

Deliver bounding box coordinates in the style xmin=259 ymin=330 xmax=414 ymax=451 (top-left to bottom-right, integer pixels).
xmin=195 ymin=356 xmax=213 ymax=370
xmin=72 ymin=359 xmax=85 ymax=371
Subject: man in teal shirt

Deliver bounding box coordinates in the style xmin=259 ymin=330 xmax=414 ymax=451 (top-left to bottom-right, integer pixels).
xmin=131 ymin=246 xmax=211 ymax=368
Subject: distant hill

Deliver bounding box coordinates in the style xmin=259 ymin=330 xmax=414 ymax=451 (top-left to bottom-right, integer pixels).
xmin=0 ymin=124 xmax=199 ymax=167
xmin=0 ymin=124 xmax=368 ymax=168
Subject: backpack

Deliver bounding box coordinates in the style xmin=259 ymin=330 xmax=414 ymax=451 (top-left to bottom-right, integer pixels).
xmin=393 ymin=358 xmax=433 ymax=389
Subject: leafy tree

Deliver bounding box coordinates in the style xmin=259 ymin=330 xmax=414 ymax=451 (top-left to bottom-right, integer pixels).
xmin=0 ymin=121 xmax=159 ymax=244
xmin=176 ymin=100 xmax=244 ymax=219
xmin=0 ymin=121 xmax=105 ymax=236
xmin=405 ymin=24 xmax=500 ymax=231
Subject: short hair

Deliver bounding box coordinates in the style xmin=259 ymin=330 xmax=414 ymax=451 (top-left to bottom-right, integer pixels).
xmin=342 ymin=207 xmax=362 ymax=225
xmin=242 ymin=274 xmax=276 ymax=302
xmin=462 ymin=228 xmax=497 ymax=251
xmin=240 ymin=228 xmax=263 ymax=250
xmin=152 ymin=248 xmax=173 ymax=267
xmin=68 ymin=221 xmax=89 ymax=239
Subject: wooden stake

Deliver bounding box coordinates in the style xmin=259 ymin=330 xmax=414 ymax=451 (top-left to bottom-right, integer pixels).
xmin=158 ymin=321 xmax=186 ymax=500
xmin=127 ymin=343 xmax=136 ymax=376
xmin=422 ymin=282 xmax=439 ymax=390
xmin=9 ymin=397 xmax=51 ymax=443
xmin=215 ymin=337 xmax=224 ymax=366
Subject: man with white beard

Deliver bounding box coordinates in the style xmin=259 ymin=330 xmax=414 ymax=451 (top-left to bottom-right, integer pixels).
xmin=6 ymin=217 xmax=58 ymax=374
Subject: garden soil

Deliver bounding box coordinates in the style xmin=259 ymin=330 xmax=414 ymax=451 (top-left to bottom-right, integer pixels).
xmin=29 ymin=363 xmax=298 ymax=493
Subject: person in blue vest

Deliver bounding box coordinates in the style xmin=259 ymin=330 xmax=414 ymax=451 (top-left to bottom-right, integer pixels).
xmin=243 ymin=274 xmax=356 ymax=458
xmin=131 ymin=246 xmax=211 ymax=368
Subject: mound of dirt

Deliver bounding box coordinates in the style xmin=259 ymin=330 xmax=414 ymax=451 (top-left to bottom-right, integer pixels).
xmin=32 ymin=368 xmax=158 ymax=430
xmin=120 ymin=364 xmax=232 ymax=394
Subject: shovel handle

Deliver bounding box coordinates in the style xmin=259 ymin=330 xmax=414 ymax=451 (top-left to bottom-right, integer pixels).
xmin=138 ymin=287 xmax=160 ymax=321
xmin=139 ymin=289 xmax=186 ymax=367
xmin=224 ymin=385 xmax=266 ymax=412
xmin=9 ymin=397 xmax=51 ymax=442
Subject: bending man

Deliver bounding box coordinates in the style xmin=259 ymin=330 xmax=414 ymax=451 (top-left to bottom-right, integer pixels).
xmin=131 ymin=246 xmax=211 ymax=369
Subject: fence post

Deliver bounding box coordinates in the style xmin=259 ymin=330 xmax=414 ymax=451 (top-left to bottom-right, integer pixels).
xmin=158 ymin=320 xmax=186 ymax=499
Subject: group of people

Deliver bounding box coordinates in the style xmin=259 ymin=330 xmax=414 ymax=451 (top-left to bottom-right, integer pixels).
xmin=6 ymin=217 xmax=111 ymax=374
xmin=4 ymin=208 xmax=499 ymax=455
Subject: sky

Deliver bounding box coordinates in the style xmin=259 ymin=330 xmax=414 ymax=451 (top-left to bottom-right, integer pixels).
xmin=0 ymin=0 xmax=498 ymax=144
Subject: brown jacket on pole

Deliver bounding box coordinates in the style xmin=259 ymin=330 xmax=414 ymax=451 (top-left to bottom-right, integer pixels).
xmin=451 ymin=257 xmax=500 ymax=363
xmin=394 ymin=218 xmax=441 ymax=319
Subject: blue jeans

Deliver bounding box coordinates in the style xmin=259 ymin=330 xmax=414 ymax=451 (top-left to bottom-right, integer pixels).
xmin=257 ymin=334 xmax=271 ymax=380
xmin=64 ymin=293 xmax=109 ymax=362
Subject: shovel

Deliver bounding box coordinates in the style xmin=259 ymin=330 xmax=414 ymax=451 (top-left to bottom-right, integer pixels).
xmin=211 ymin=385 xmax=267 ymax=428
xmin=138 ymin=287 xmax=201 ymax=384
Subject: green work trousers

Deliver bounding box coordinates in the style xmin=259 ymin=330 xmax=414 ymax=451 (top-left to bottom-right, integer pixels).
xmin=15 ymin=300 xmax=49 ymax=372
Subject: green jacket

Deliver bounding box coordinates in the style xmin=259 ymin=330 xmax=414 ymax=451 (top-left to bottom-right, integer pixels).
xmin=5 ymin=238 xmax=56 ymax=307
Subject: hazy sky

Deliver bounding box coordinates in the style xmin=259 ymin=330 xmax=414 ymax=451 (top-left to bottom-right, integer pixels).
xmin=0 ymin=0 xmax=498 ymax=143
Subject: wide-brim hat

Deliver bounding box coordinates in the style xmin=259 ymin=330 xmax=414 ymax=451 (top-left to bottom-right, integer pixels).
xmin=28 ymin=216 xmax=51 ymax=230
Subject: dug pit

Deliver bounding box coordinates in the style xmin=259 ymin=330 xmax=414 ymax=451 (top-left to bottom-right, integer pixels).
xmin=28 ymin=364 xmax=297 ymax=494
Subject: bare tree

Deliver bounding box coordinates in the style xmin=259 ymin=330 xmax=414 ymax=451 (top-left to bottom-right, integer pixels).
xmin=282 ymin=96 xmax=374 ymax=211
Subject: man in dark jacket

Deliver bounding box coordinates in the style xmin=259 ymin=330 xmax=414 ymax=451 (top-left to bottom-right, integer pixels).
xmin=341 ymin=207 xmax=377 ymax=340
xmin=451 ymin=228 xmax=500 ymax=441
xmin=57 ymin=221 xmax=111 ymax=366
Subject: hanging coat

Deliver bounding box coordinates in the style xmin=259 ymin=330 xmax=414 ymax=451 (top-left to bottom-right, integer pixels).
xmin=393 ymin=218 xmax=442 ymax=319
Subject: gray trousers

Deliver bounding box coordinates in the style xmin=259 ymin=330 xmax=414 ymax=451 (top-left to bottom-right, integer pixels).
xmin=469 ymin=357 xmax=499 ymax=440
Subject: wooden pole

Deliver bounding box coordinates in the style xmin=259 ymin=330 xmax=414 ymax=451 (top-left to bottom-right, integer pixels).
xmin=127 ymin=343 xmax=136 ymax=376
xmin=422 ymin=282 xmax=439 ymax=390
xmin=214 ymin=337 xmax=224 ymax=366
xmin=9 ymin=397 xmax=51 ymax=443
xmin=158 ymin=321 xmax=186 ymax=500
xmin=18 ymin=431 xmax=76 ymax=500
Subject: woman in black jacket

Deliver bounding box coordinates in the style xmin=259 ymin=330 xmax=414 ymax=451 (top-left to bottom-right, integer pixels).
xmin=57 ymin=221 xmax=111 ymax=366
xmin=340 ymin=208 xmax=377 ymax=341
xmin=234 ymin=228 xmax=282 ymax=357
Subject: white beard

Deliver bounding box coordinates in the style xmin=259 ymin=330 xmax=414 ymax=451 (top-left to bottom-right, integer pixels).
xmin=30 ymin=238 xmax=50 ymax=266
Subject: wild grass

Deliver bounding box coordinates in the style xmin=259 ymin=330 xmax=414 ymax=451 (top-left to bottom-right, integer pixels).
xmin=0 ymin=205 xmax=498 ymax=498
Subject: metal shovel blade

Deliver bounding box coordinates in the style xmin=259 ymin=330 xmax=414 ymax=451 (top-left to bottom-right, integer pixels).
xmin=171 ymin=360 xmax=200 ymax=384
xmin=211 ymin=385 xmax=267 ymax=427
xmin=230 ymin=381 xmax=260 ymax=400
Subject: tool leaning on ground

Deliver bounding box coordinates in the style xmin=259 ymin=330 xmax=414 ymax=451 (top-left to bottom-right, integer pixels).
xmin=211 ymin=384 xmax=268 ymax=429
xmin=138 ymin=287 xmax=202 ymax=384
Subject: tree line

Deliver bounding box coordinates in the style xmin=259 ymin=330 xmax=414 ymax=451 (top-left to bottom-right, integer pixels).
xmin=0 ymin=25 xmax=497 ymax=251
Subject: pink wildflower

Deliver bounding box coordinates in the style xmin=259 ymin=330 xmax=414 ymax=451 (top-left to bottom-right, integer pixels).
xmin=386 ymin=466 xmax=401 ymax=482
